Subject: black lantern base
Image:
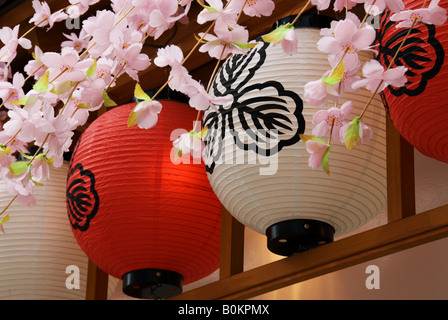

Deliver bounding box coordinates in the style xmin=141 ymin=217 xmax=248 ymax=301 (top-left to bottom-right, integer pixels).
xmin=266 ymin=219 xmax=335 ymax=256
xmin=122 ymin=269 xmax=184 ymax=299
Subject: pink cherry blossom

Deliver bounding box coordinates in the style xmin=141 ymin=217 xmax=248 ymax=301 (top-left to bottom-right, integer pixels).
xmin=111 ymin=0 xmax=136 ymax=16
xmin=199 ymin=23 xmax=250 ymax=60
xmin=30 ymin=155 xmax=52 ymax=182
xmin=390 ymin=0 xmax=447 ymax=28
xmin=333 ymin=0 xmax=358 ymax=11
xmin=279 ymin=28 xmax=298 ymax=55
xmin=2 ymin=106 xmax=37 ymax=144
xmin=197 ymin=0 xmax=238 ymax=28
xmin=68 ymin=0 xmax=101 ymax=18
xmin=317 ymin=18 xmax=376 ymax=70
xmin=0 ymin=62 xmax=11 ymax=81
xmin=0 ymin=132 xmax=28 ymax=155
xmin=114 ymin=42 xmax=151 ymax=81
xmin=133 ymin=100 xmax=163 ymax=129
xmin=312 ymin=101 xmax=353 ymax=142
xmin=154 ymin=44 xmax=184 ymax=70
xmin=61 ymin=90 xmax=90 ymax=127
xmin=61 ymin=29 xmax=91 ymax=53
xmin=5 ymin=170 xmax=36 ymax=206
xmin=228 ymin=0 xmax=275 ymax=18
xmin=351 ymin=59 xmax=408 ymax=93
xmin=328 ymin=55 xmax=361 ymax=95
xmin=173 ymin=131 xmax=205 ymax=160
xmin=92 ymin=57 xmax=115 ymax=86
xmin=110 ymin=27 xmax=143 ymax=55
xmin=0 ymin=72 xmax=25 ymax=109
xmin=305 ymin=139 xmax=329 ymax=170
xmin=42 ymin=47 xmax=95 ymax=83
xmin=24 ymin=46 xmax=48 ymax=80
xmin=182 ymin=80 xmax=232 ymax=111
xmin=148 ymin=0 xmax=184 ymax=39
xmin=82 ymin=10 xmax=117 ymax=57
xmin=352 ymin=0 xmax=404 ymax=15
xmin=34 ymin=108 xmax=77 ymax=165
xmin=0 ymin=147 xmax=15 ymax=178
xmin=29 ymin=0 xmax=68 ymax=30
xmin=311 ymin=0 xmax=331 ymax=11
xmin=0 ymin=25 xmax=32 ymax=65
xmin=167 ymin=65 xmax=195 ymax=93
xmin=340 ymin=120 xmax=373 ymax=146
xmin=303 ymin=76 xmax=340 ymax=107
xmin=79 ymin=78 xmax=106 ymax=110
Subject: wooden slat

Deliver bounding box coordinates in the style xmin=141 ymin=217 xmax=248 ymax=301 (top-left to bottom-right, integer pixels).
xmin=386 ymin=116 xmax=416 ymax=222
xmin=219 ymin=207 xmax=245 ymax=279
xmin=170 ymin=204 xmax=448 ymax=300
xmin=85 ymin=259 xmax=109 ymax=300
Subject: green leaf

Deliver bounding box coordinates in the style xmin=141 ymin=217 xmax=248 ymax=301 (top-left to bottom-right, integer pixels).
xmin=51 ymin=81 xmax=73 ymax=95
xmin=86 ymin=59 xmax=97 ymax=78
xmin=321 ymin=146 xmax=331 ymax=176
xmin=127 ymin=109 xmax=137 ymax=127
xmin=0 ymin=213 xmax=10 ymax=226
xmin=0 ymin=145 xmax=11 ymax=155
xmin=9 ymin=161 xmax=30 ymax=175
xmin=174 ymin=147 xmax=183 ymax=160
xmin=299 ymin=134 xmax=327 ymax=145
xmin=33 ymin=71 xmax=50 ymax=93
xmin=345 ymin=117 xmax=361 ymax=150
xmin=134 ymin=83 xmax=152 ymax=102
xmin=322 ymin=61 xmax=345 ymax=86
xmin=103 ymin=90 xmax=117 ymax=107
xmin=10 ymin=96 xmax=28 ymax=106
xmin=262 ymin=24 xmax=294 ymax=43
xmin=232 ymin=41 xmax=259 ymax=50
xmin=76 ymin=103 xmax=91 ymax=109
xmin=197 ymin=0 xmax=218 ymax=12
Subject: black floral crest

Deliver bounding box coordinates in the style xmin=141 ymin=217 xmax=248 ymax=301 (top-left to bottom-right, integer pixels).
xmin=66 ymin=137 xmax=100 ymax=232
xmin=203 ymin=38 xmax=306 ymax=174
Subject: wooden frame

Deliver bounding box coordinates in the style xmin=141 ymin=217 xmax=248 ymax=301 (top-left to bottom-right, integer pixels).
xmin=2 ymin=0 xmax=447 ymax=300
xmin=167 ymin=117 xmax=448 ymax=300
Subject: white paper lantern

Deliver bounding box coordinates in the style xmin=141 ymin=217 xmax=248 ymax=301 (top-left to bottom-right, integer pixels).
xmin=0 ymin=161 xmax=118 ymax=299
xmin=203 ymin=15 xmax=387 ymax=256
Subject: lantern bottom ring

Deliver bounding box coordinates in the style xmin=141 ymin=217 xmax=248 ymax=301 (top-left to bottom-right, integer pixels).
xmin=266 ymin=219 xmax=335 ymax=256
xmin=122 ymin=268 xmax=184 ymax=299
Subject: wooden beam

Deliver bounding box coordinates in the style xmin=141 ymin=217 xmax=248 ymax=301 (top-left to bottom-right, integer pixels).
xmin=85 ymin=259 xmax=109 ymax=300
xmin=170 ymin=204 xmax=448 ymax=300
xmin=219 ymin=207 xmax=245 ymax=279
xmin=386 ymin=115 xmax=416 ymax=222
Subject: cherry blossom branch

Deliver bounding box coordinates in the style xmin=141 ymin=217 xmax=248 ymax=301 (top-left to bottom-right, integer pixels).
xmin=358 ymin=19 xmax=417 ymax=120
xmin=0 ymin=196 xmax=17 ymax=216
xmin=291 ymin=0 xmax=312 ymax=25
xmin=327 ymin=118 xmax=336 ymax=145
xmin=0 ymin=93 xmax=13 ymax=110
xmin=330 ymin=0 xmax=378 ymax=74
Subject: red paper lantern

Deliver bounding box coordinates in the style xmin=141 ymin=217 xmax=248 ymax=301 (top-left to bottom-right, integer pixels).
xmin=376 ymin=0 xmax=448 ymax=163
xmin=66 ymin=100 xmax=222 ymax=299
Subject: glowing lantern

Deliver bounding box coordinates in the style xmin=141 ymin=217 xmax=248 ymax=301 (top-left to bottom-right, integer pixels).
xmin=66 ymin=100 xmax=222 ymax=299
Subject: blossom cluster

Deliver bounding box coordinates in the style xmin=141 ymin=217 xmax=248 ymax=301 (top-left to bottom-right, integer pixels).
xmin=0 ymin=0 xmax=278 ymax=210
xmin=0 ymin=0 xmax=446 ymax=221
xmin=301 ymin=0 xmax=446 ymax=174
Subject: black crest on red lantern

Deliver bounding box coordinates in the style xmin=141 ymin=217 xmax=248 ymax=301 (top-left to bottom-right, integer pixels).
xmin=376 ymin=9 xmax=444 ymax=100
xmin=66 ymin=163 xmax=99 ymax=232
